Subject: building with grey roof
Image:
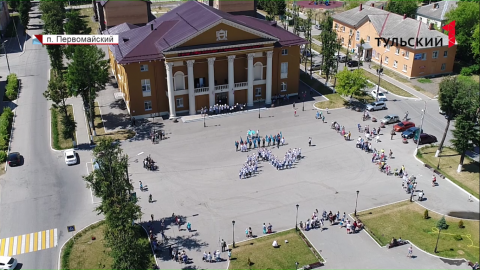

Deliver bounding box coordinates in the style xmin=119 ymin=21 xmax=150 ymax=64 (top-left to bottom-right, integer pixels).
xmin=416 ymin=1 xmax=458 ymax=29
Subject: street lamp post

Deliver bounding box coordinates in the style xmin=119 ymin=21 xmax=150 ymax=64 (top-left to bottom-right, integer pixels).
xmin=295 ymin=204 xmax=299 ymax=231
xmin=375 ymin=53 xmax=383 ymax=102
xmin=302 ymin=91 xmax=306 ymax=111
xmin=354 ymin=191 xmax=360 ymax=216
xmin=415 ymin=101 xmax=427 ymax=155
xmin=232 ymin=220 xmax=235 ymax=248
xmin=345 ymin=34 xmax=353 ymax=67
xmin=1 ymin=43 xmax=11 ymax=74
xmin=201 ymin=107 xmax=206 ymax=127
xmin=258 ymin=97 xmax=261 ymax=119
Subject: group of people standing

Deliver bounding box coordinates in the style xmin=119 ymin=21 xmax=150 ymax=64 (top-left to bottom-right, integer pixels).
xmin=203 ymin=103 xmax=247 ymax=115
xmin=238 ymin=153 xmax=259 ymax=179
xmin=269 ymin=148 xmax=302 ymax=170
xmin=298 ymin=210 xmax=363 ymax=234
xmin=235 ymin=131 xmax=286 ymax=152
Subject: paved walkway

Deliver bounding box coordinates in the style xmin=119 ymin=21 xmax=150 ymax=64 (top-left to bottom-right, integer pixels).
xmin=67 ymin=97 xmax=91 ymax=148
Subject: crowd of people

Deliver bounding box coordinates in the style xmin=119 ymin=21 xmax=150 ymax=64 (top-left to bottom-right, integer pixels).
xmin=202 ymin=250 xmax=223 ymax=263
xmin=268 ymin=148 xmax=302 ymax=170
xmin=203 ymin=103 xmax=247 ymax=115
xmin=238 ymin=153 xmax=259 ymax=179
xmin=235 ymin=131 xmax=287 ymax=152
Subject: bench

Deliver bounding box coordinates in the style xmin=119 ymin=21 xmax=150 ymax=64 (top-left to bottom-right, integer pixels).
xmin=302 ymin=261 xmax=324 ymax=269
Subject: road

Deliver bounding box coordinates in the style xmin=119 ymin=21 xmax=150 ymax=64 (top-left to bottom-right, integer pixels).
xmin=0 ymin=3 xmax=97 ymax=269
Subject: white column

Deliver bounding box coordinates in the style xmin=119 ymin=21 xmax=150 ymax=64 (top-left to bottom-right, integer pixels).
xmin=266 ymin=51 xmax=273 ymax=105
xmin=247 ymin=53 xmax=255 ymax=107
xmin=208 ymin=57 xmax=216 ymax=107
xmin=165 ymin=62 xmax=176 ymax=119
xmin=187 ymin=60 xmax=196 ymax=115
xmin=228 ymin=55 xmax=235 ymax=107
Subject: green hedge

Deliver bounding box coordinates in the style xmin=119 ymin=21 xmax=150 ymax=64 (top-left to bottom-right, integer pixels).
xmin=0 ymin=107 xmax=14 ymax=162
xmin=5 ymin=73 xmax=19 ymax=100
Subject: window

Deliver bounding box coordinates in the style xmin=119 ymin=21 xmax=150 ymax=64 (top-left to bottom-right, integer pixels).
xmin=282 ymin=49 xmax=288 ymax=55
xmin=404 ymin=51 xmax=410 ymax=59
xmin=281 ymin=82 xmax=287 ymax=92
xmin=443 ymin=50 xmax=448 ymax=57
xmin=386 ymin=44 xmax=390 ymax=51
xmin=402 ymin=64 xmax=407 ymax=72
xmin=356 ymin=30 xmax=360 ymax=41
xmin=176 ymin=98 xmax=184 ymax=108
xmin=441 ymin=63 xmax=446 ymax=70
xmin=395 ymin=48 xmax=400 ymax=55
xmin=367 ymin=36 xmax=370 ymax=42
xmin=140 ymin=64 xmax=148 ymax=72
xmin=280 ymin=62 xmax=288 ymax=79
xmin=432 ymin=51 xmax=439 ymax=59
xmin=254 ymin=62 xmax=263 ymax=80
xmin=349 ymin=29 xmax=353 ymax=35
xmin=144 ymin=101 xmax=152 ymax=111
xmin=348 ymin=39 xmax=352 ymax=46
xmin=335 ymin=23 xmax=338 ymax=30
xmin=341 ymin=37 xmax=345 ymax=44
xmin=393 ymin=60 xmax=398 ymax=68
xmin=255 ymin=88 xmax=262 ymax=97
xmin=421 ymin=53 xmax=427 ymax=60
xmin=174 ymin=72 xmax=185 ymax=90
xmin=342 ymin=26 xmax=345 ymax=32
xmin=141 ymin=79 xmax=151 ymax=97
xmin=384 ymin=56 xmax=389 ymax=64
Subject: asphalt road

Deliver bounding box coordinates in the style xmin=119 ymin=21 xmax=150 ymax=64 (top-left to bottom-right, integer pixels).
xmin=0 ymin=4 xmax=97 ymax=269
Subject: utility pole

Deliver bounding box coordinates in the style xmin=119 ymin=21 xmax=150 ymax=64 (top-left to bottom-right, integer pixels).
xmin=415 ymin=101 xmax=427 ymax=155
xmin=333 ymin=37 xmax=341 ymax=87
xmin=375 ymin=53 xmax=383 ymax=101
xmin=1 ymin=43 xmax=11 ymax=74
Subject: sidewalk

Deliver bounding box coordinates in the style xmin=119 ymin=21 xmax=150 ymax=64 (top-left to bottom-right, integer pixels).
xmin=68 ymin=98 xmax=91 ymax=148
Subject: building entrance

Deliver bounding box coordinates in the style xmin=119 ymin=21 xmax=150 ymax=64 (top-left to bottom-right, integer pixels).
xmin=216 ymin=92 xmax=228 ymax=105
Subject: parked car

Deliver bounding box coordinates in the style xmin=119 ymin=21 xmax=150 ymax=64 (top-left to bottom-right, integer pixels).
xmin=347 ymin=60 xmax=359 ymax=67
xmin=338 ymin=55 xmax=350 ymax=63
xmin=371 ymin=90 xmax=388 ymax=101
xmin=308 ymin=63 xmax=321 ymax=71
xmin=0 ymin=256 xmax=18 ymax=270
xmin=64 ymin=149 xmax=78 ymax=165
xmin=366 ymin=101 xmax=387 ymax=111
xmin=394 ymin=121 xmax=415 ymax=132
xmin=314 ymin=24 xmax=322 ymax=30
xmin=413 ymin=133 xmax=438 ymax=145
xmin=296 ymin=26 xmax=305 ymax=32
xmin=6 ymin=152 xmax=21 ymax=167
xmin=402 ymin=127 xmax=423 ymax=139
xmin=381 ymin=115 xmax=400 ymax=124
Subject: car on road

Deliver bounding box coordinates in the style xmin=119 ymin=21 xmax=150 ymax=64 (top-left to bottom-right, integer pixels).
xmin=296 ymin=25 xmax=305 ymax=32
xmin=394 ymin=121 xmax=415 ymax=132
xmin=413 ymin=133 xmax=438 ymax=145
xmin=6 ymin=152 xmax=21 ymax=167
xmin=381 ymin=115 xmax=400 ymax=124
xmin=366 ymin=101 xmax=386 ymax=111
xmin=371 ymin=90 xmax=388 ymax=101
xmin=0 ymin=256 xmax=18 ymax=270
xmin=308 ymin=63 xmax=321 ymax=71
xmin=337 ymin=55 xmax=351 ymax=63
xmin=314 ymin=24 xmax=322 ymax=30
xmin=347 ymin=60 xmax=359 ymax=67
xmin=402 ymin=127 xmax=423 ymax=139
xmin=64 ymin=149 xmax=78 ymax=165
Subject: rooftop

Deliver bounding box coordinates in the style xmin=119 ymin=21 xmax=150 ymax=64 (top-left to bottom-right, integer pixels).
xmin=105 ymin=1 xmax=306 ymax=64
xmin=416 ymin=1 xmax=458 ymax=21
xmin=333 ymin=5 xmax=451 ymax=49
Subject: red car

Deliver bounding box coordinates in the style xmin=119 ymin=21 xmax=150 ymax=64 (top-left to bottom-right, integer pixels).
xmin=393 ymin=121 xmax=415 ymax=132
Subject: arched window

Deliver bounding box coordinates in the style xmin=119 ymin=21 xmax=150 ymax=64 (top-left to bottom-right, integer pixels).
xmin=174 ymin=71 xmax=185 ymax=90
xmin=254 ymin=62 xmax=263 ymax=80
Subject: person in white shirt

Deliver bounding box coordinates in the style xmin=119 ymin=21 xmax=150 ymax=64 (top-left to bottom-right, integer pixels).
xmin=272 ymin=240 xmax=279 ymax=247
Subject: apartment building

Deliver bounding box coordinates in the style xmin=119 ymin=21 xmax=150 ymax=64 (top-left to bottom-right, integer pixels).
xmin=333 ymin=4 xmax=457 ymax=78
xmin=198 ymin=0 xmax=258 ymax=17
xmin=94 ymin=0 xmax=153 ymax=32
xmin=104 ymin=1 xmax=305 ymax=118
xmin=416 ymin=1 xmax=458 ymax=29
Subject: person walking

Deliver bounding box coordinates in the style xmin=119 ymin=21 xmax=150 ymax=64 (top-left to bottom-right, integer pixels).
xmin=407 ymin=246 xmax=413 ymax=258
xmin=308 ymin=137 xmax=312 ymax=147
xmin=151 ymin=214 xmax=154 ymax=222
xmin=293 ymin=102 xmax=296 ymax=109
xmin=326 ymin=108 xmax=329 ymax=114
xmin=390 ymin=129 xmax=396 ymax=140
xmin=221 ymin=239 xmax=227 ymax=252
xmin=294 ymin=109 xmax=297 ymax=117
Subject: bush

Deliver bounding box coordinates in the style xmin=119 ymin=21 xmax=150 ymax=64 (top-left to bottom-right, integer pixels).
xmin=460 ymin=64 xmax=480 ymax=76
xmin=0 ymin=107 xmax=14 ymax=158
xmin=458 ymin=220 xmax=464 ymax=229
xmin=424 ymin=209 xmax=429 ymax=219
xmin=61 ymin=115 xmax=76 ymax=140
xmin=0 ymin=151 xmax=7 ymax=162
xmin=453 ymin=234 xmax=463 ymax=241
xmin=5 ymin=73 xmax=19 ymax=100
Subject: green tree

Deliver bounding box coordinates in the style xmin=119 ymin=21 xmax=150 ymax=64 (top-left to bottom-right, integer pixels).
xmin=385 ymin=0 xmax=419 ymax=18
xmin=67 ymin=45 xmax=109 ymax=136
xmin=43 ymin=73 xmax=75 ymax=139
xmin=472 ymin=24 xmax=480 ymax=59
xmin=335 ymin=68 xmax=367 ymax=98
xmin=445 ymin=2 xmax=480 ymax=62
xmin=18 ymin=0 xmax=32 ymax=33
xmin=65 ymin=10 xmax=91 ymax=34
xmin=436 ymin=77 xmax=461 ymax=157
xmin=40 ymin=0 xmax=66 ymax=72
xmin=319 ymin=14 xmax=337 ymax=87
xmin=7 ymin=0 xmax=18 ymax=11
xmin=434 ymin=215 xmax=448 ymax=253
xmin=84 ymin=138 xmax=147 ymax=269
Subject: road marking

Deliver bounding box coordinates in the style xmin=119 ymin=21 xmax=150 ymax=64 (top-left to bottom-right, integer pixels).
xmin=0 ymin=229 xmax=57 ymax=256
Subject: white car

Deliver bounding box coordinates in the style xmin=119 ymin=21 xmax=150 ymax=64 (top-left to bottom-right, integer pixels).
xmin=371 ymin=90 xmax=388 ymax=101
xmin=366 ymin=101 xmax=387 ymax=111
xmin=0 ymin=256 xmax=17 ymax=270
xmin=64 ymin=149 xmax=77 ymax=165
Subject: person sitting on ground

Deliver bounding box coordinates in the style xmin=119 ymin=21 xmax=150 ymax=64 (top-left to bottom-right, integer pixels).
xmin=203 ymin=251 xmax=207 ymax=261
xmin=272 ymin=240 xmax=279 ymax=248
xmin=391 ymin=237 xmax=398 ymax=246
xmin=471 ymin=262 xmax=479 ymax=270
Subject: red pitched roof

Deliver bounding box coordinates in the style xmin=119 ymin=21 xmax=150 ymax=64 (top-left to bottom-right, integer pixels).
xmin=105 ymin=1 xmax=306 ymax=64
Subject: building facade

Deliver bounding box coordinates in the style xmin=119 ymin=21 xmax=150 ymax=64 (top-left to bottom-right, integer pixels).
xmin=198 ymin=0 xmax=258 ymax=17
xmin=95 ymin=0 xmax=153 ymax=32
xmin=105 ymin=1 xmax=305 ymax=119
xmin=416 ymin=1 xmax=457 ymax=29
xmin=333 ymin=4 xmax=457 ymax=78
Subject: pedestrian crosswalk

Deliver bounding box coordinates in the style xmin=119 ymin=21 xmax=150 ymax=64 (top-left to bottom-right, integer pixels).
xmin=0 ymin=228 xmax=58 ymax=257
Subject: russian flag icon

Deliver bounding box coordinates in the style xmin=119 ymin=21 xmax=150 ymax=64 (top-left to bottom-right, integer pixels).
xmin=32 ymin=36 xmax=42 ymax=45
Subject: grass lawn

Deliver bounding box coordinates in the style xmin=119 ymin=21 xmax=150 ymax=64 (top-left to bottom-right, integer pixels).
xmin=92 ymin=102 xmax=135 ymax=144
xmin=0 ymin=163 xmax=5 ymax=176
xmin=358 ymin=200 xmax=480 ymax=263
xmin=51 ymin=105 xmax=77 ymax=150
xmin=417 ymin=78 xmax=432 ymax=83
xmin=417 ymin=146 xmax=479 ymax=199
xmin=361 ymin=69 xmax=415 ymax=98
xmin=228 ymin=229 xmax=321 ymax=270
xmin=314 ymin=93 xmax=346 ymax=109
xmin=78 ymin=8 xmax=97 ymax=34
xmin=61 ymin=221 xmax=155 ymax=270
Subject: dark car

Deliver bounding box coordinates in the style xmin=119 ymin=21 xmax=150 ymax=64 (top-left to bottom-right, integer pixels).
xmin=7 ymin=152 xmax=21 ymax=166
xmin=401 ymin=127 xmax=423 ymax=139
xmin=394 ymin=121 xmax=415 ymax=132
xmin=347 ymin=60 xmax=359 ymax=67
xmin=414 ymin=133 xmax=438 ymax=145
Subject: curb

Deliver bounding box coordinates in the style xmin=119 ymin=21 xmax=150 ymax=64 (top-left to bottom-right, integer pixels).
xmin=413 ymin=146 xmax=479 ymax=202
xmin=138 ymin=223 xmax=160 ymax=269
xmin=48 ymin=107 xmax=62 ymax=153
xmin=415 ymin=202 xmax=480 ymax=221
xmin=299 ymin=230 xmax=327 ymax=264
xmin=181 ymin=108 xmax=269 ymax=123
xmin=57 ymin=219 xmax=103 ymax=270
xmin=4 ymin=109 xmax=17 ymax=172
xmin=366 ymin=79 xmax=421 ymax=100
xmin=70 ymin=103 xmax=79 ymax=150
